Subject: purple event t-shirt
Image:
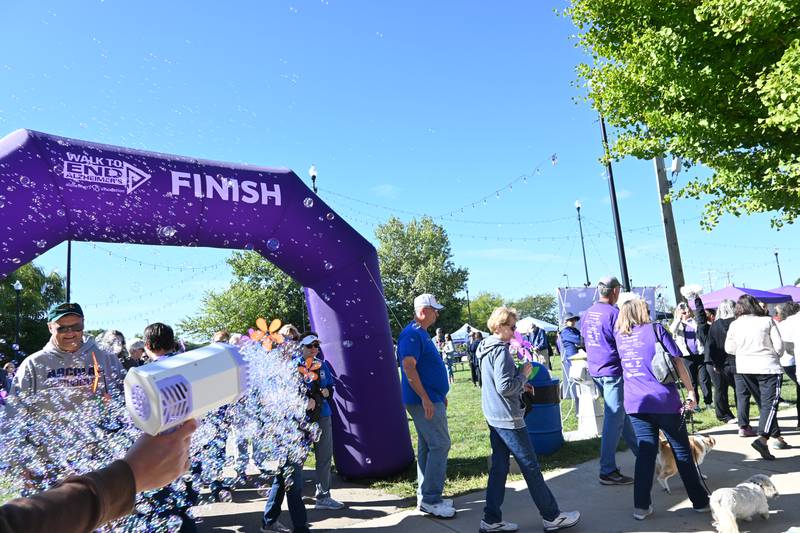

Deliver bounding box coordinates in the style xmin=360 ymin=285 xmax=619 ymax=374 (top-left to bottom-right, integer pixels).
xmin=614 ymin=323 xmax=683 ymax=415
xmin=580 ymin=302 xmax=621 ymax=377
xmin=684 ymin=321 xmax=698 ymax=354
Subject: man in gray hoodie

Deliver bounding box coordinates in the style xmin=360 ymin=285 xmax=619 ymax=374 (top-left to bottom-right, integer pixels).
xmin=12 ymin=303 xmax=123 ymax=398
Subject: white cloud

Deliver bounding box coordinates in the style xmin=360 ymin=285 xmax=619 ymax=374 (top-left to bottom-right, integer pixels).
xmin=601 ymin=188 xmax=632 ymax=204
xmin=371 ymin=183 xmax=399 ymax=198
xmin=460 ymin=248 xmax=563 ymax=262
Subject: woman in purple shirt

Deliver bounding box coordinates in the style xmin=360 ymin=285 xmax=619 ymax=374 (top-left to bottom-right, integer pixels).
xmin=614 ymin=298 xmax=710 ymax=520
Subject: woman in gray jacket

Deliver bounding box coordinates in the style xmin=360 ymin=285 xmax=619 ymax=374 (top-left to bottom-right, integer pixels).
xmin=476 ymin=306 xmax=579 ymax=533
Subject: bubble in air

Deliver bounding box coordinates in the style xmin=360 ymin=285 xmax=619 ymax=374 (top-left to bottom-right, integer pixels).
xmin=326 ymin=212 xmax=335 ymax=221
xmin=19 ymin=176 xmax=31 ymax=188
xmin=35 ymin=240 xmax=47 ymax=249
xmin=56 ymin=209 xmax=66 ymax=217
xmin=342 ymin=340 xmax=354 ymax=348
xmin=303 ymin=197 xmax=314 ymax=208
xmin=323 ymin=261 xmax=334 ymax=271
xmin=157 ymin=225 xmax=177 ymax=238
xmin=266 ymin=238 xmax=280 ymax=251
xmin=244 ymin=243 xmax=255 ymax=250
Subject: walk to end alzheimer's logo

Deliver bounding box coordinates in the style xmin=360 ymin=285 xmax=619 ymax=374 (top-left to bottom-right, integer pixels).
xmin=62 ymin=152 xmax=151 ymax=194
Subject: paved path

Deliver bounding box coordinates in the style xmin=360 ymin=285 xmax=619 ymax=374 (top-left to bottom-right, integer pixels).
xmin=197 ymin=412 xmax=800 ymax=532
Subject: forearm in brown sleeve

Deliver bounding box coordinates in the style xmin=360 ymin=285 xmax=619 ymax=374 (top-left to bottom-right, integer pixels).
xmin=0 ymin=460 xmax=136 ymax=533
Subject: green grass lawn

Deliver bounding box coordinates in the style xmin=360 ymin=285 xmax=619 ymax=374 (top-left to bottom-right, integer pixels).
xmin=358 ymin=355 xmax=799 ymax=501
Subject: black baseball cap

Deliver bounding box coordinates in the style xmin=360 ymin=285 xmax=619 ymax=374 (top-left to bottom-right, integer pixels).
xmin=48 ymin=303 xmax=84 ymax=322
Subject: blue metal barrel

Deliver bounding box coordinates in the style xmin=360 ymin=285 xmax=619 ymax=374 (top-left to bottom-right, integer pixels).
xmin=524 ymin=377 xmax=564 ymax=455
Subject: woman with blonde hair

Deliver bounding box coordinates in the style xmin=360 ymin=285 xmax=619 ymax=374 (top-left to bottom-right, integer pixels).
xmin=476 ymin=306 xmax=579 ymax=532
xmin=614 ymin=298 xmax=709 ymax=520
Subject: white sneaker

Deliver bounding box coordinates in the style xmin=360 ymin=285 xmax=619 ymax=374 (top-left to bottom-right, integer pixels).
xmin=479 ymin=519 xmax=519 ymax=532
xmin=419 ymin=500 xmax=456 ymax=518
xmin=633 ymin=505 xmax=653 ymax=520
xmin=418 ymin=497 xmax=453 ymax=507
xmin=315 ymin=496 xmax=345 ymax=510
xmin=542 ymin=511 xmax=580 ymax=531
xmin=259 ymin=520 xmax=290 ymax=532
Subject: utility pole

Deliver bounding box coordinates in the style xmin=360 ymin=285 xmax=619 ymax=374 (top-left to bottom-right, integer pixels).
xmin=726 ymin=272 xmax=732 ymax=286
xmin=575 ymin=201 xmax=591 ymax=287
xmin=465 ymin=286 xmax=473 ymax=324
xmin=654 ymin=156 xmax=685 ymax=305
xmin=600 ymin=116 xmax=631 ymax=290
xmin=706 ymin=270 xmax=714 ymax=292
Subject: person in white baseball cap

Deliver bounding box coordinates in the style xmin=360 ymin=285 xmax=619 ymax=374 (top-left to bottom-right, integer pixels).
xmin=398 ymin=293 xmax=454 ymax=518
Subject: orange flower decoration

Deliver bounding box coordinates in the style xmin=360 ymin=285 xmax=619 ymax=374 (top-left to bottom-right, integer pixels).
xmin=298 ymin=356 xmax=322 ymax=383
xmin=249 ymin=317 xmax=284 ymax=351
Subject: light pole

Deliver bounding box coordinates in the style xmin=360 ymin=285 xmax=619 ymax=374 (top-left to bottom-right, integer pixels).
xmin=775 ymin=249 xmax=785 ymax=286
xmin=599 ymin=116 xmax=631 ymax=291
xmin=465 ymin=286 xmax=473 ymax=324
xmin=575 ymin=200 xmax=590 ymax=287
xmin=309 ymin=165 xmax=318 ymax=194
xmin=12 ymin=280 xmax=22 ymax=349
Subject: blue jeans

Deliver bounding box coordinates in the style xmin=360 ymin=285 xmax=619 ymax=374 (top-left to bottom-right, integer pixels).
xmin=629 ymin=413 xmax=709 ymax=510
xmin=484 ymin=426 xmax=560 ymax=523
xmin=594 ymin=376 xmax=639 ymax=475
xmin=262 ymin=464 xmax=309 ymax=532
xmin=407 ymin=402 xmax=451 ymax=505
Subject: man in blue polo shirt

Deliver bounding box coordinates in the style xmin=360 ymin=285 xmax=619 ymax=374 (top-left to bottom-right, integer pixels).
xmin=398 ymin=293 xmax=454 ymax=519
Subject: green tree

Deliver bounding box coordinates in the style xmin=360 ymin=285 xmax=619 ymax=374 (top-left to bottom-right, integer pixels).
xmin=464 ymin=292 xmax=504 ymax=332
xmin=508 ymin=294 xmax=558 ymax=325
xmin=375 ymin=217 xmax=469 ymax=336
xmin=178 ymin=252 xmax=306 ymax=341
xmin=0 ymin=263 xmax=66 ymax=362
xmin=567 ymin=0 xmax=800 ymax=228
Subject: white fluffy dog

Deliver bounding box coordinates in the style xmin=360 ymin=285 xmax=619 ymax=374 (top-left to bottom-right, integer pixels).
xmin=710 ymin=474 xmax=779 ymax=533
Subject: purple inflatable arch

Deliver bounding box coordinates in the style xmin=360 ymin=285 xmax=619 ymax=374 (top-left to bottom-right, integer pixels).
xmin=0 ymin=129 xmax=413 ymax=478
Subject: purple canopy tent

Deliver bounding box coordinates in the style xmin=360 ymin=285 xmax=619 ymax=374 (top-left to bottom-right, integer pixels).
xmin=770 ymin=285 xmax=800 ymax=303
xmin=0 ymin=129 xmax=413 ymax=478
xmin=688 ymin=286 xmax=792 ymax=309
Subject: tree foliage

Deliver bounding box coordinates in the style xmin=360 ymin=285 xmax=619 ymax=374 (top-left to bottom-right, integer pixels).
xmin=375 ymin=217 xmax=469 ymax=336
xmin=178 ymin=252 xmax=306 ymax=341
xmin=567 ymin=0 xmax=800 ymax=228
xmin=181 ymin=218 xmax=468 ymax=341
xmin=508 ymin=294 xmax=558 ymax=325
xmin=463 ymin=292 xmax=504 ymax=331
xmin=0 ymin=263 xmax=65 ymax=362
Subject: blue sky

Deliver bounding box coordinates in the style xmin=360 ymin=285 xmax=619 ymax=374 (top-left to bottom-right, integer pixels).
xmin=1 ymin=0 xmax=798 ymax=341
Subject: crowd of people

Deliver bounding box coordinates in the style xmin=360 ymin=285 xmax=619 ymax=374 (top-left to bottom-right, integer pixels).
xmin=1 ymin=279 xmax=799 ymax=532
xmin=0 ymin=302 xmax=345 ymax=533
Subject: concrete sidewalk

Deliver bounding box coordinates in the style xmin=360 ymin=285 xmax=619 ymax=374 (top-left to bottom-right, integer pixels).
xmin=197 ymin=412 xmax=800 ymax=532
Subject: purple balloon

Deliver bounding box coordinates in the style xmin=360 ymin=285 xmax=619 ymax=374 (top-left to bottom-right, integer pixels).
xmin=0 ymin=129 xmax=413 ymax=477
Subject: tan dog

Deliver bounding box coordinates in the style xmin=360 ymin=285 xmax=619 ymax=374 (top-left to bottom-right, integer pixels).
xmin=655 ymin=433 xmax=716 ymax=493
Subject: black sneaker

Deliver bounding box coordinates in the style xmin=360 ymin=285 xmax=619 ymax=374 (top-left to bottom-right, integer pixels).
xmin=751 ymin=439 xmax=775 ymax=460
xmin=599 ymin=470 xmax=634 ymax=485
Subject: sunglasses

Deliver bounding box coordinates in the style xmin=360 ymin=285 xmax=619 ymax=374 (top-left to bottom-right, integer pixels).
xmin=56 ymin=323 xmax=84 ymax=334
xmin=304 ymin=342 xmax=320 ymax=349
xmin=506 ymin=323 xmax=516 ymax=331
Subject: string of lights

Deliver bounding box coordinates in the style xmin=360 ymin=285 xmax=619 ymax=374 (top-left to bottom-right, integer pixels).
xmin=86 ymin=243 xmax=230 ymax=272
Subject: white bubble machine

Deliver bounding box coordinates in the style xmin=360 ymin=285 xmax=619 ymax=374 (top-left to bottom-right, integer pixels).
xmin=124 ymin=342 xmax=249 ymax=435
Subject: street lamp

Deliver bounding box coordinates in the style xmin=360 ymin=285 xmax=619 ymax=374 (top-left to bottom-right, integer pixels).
xmin=309 ymin=164 xmax=318 ymax=194
xmin=465 ymin=286 xmax=473 ymax=324
xmin=575 ymin=200 xmax=590 ymax=287
xmin=775 ymin=249 xmax=784 ymax=286
xmin=12 ymin=280 xmax=22 ymax=349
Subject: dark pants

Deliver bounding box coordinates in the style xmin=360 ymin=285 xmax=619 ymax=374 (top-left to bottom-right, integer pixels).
xmin=738 ymin=373 xmax=783 ymax=438
xmin=733 ymin=373 xmax=753 ymax=427
xmin=469 ymin=357 xmax=481 ymax=386
xmin=262 ymin=464 xmax=309 ymax=532
xmin=710 ymin=365 xmax=736 ymax=421
xmin=684 ymin=354 xmax=712 ymax=405
xmin=782 ymin=365 xmax=800 ymax=426
xmin=484 ymin=425 xmax=560 ymax=523
xmin=629 ymin=413 xmax=709 ymax=511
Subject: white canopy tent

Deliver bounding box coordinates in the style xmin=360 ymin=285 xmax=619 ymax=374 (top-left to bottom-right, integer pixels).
xmin=449 ymin=323 xmax=489 ymax=344
xmin=516 ymin=316 xmax=558 ymax=334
